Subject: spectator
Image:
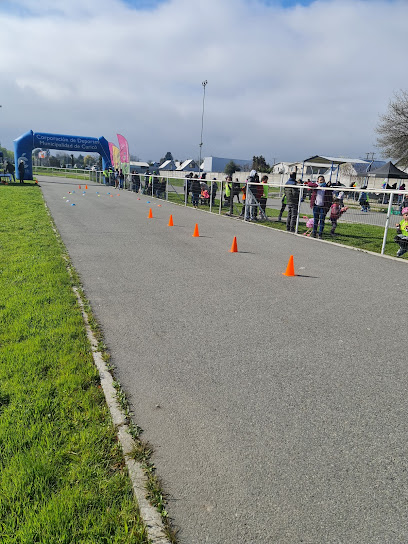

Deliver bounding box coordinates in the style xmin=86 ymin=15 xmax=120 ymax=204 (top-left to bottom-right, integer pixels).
xmin=239 ymin=184 xmax=246 ymax=218
xmin=18 ymin=161 xmax=25 ymax=184
xmin=225 ymin=175 xmax=233 ymax=212
xmin=158 ymin=177 xmax=166 ymax=198
xmin=337 ymin=188 xmax=345 ymax=207
xmin=143 ymin=170 xmax=150 ymax=194
xmin=397 ymin=183 xmax=406 ymax=204
xmin=119 ymin=168 xmax=125 ymax=189
xmin=359 ymin=186 xmax=370 ymax=212
xmin=210 ymin=178 xmax=218 ymax=206
xmin=103 ymin=167 xmax=109 ymax=185
xmin=284 ymin=172 xmax=300 ymax=233
xmin=303 ymin=216 xmax=314 ymax=236
xmin=190 ymin=174 xmax=201 ymax=208
xmin=277 ymin=193 xmax=287 ymax=222
xmin=151 ymin=171 xmax=159 ymax=196
xmin=259 ymin=175 xmax=269 ymax=218
xmin=184 ymin=172 xmax=193 ymax=203
xmin=133 ymin=172 xmax=141 ymax=193
xmin=395 ymin=207 xmax=408 ymax=257
xmin=330 ymin=197 xmax=348 ymax=236
xmin=108 ymin=167 xmax=115 ymax=186
xmin=309 ymin=175 xmax=332 ymax=238
xmin=245 ymin=170 xmax=260 ymax=221
xmin=6 ymin=161 xmax=15 ymax=182
xmin=233 ymin=178 xmax=241 ymax=203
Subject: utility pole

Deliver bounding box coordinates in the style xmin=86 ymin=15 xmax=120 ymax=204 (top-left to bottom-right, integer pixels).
xmin=198 ymin=80 xmax=208 ymax=174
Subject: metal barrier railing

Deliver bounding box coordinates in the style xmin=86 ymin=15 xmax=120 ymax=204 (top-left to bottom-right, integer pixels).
xmin=86 ymin=172 xmax=408 ymax=258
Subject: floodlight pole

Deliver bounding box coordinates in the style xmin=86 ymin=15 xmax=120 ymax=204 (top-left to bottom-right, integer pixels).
xmin=198 ymin=80 xmax=207 ymax=174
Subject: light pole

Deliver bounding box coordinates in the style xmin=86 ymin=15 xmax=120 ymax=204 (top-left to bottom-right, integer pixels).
xmin=198 ymin=80 xmax=207 ymax=174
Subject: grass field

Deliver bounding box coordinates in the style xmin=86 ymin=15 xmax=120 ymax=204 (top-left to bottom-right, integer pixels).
xmin=0 ymin=184 xmax=149 ymax=543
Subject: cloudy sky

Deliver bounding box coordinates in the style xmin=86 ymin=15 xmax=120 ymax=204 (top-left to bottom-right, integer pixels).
xmin=1 ymin=0 xmax=407 ymax=164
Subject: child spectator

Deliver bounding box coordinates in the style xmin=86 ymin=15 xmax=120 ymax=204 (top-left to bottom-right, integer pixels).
xmin=303 ymin=216 xmax=314 ymax=236
xmin=359 ymin=187 xmax=370 ymax=212
xmin=395 ymin=207 xmax=408 ymax=257
xmin=330 ymin=198 xmax=348 ymax=236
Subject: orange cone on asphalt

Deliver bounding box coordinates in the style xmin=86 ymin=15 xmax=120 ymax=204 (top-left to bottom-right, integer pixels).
xmin=192 ymin=223 xmax=200 ymax=237
xmin=79 ymin=185 xmax=81 ymax=189
xmin=229 ymin=236 xmax=238 ymax=253
xmin=148 ymin=208 xmax=153 ymax=218
xmin=282 ymin=255 xmax=296 ymax=277
xmin=168 ymin=215 xmax=174 ymax=227
xmin=85 ymin=185 xmax=88 ymax=190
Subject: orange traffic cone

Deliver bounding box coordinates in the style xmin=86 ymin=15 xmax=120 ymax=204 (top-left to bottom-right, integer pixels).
xmin=168 ymin=214 xmax=174 ymax=226
xmin=192 ymin=223 xmax=200 ymax=237
xmin=229 ymin=236 xmax=238 ymax=253
xmin=79 ymin=185 xmax=81 ymax=189
xmin=148 ymin=208 xmax=153 ymax=218
xmin=85 ymin=185 xmax=88 ymax=190
xmin=282 ymin=255 xmax=296 ymax=277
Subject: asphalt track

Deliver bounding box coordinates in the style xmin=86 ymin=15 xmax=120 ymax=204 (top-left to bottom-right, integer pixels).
xmin=40 ymin=177 xmax=407 ymax=544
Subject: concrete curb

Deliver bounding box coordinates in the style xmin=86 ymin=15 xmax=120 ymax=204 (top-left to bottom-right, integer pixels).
xmin=73 ymin=287 xmax=172 ymax=544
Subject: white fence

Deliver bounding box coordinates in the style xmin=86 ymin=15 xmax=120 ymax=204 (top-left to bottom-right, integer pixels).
xmin=92 ymin=171 xmax=408 ymax=258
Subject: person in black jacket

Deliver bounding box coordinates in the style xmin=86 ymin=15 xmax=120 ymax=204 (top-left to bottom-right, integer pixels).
xmin=6 ymin=161 xmax=15 ymax=182
xmin=18 ymin=161 xmax=25 ymax=184
xmin=284 ymin=172 xmax=300 ymax=232
xmin=190 ymin=174 xmax=201 ymax=208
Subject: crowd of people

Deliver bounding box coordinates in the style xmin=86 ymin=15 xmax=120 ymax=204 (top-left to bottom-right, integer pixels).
xmin=1 ymin=160 xmax=26 ymax=184
xmin=98 ymin=166 xmax=407 ymax=257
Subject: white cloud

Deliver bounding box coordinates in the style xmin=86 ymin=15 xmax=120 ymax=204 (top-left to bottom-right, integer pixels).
xmin=1 ymin=0 xmax=408 ymax=163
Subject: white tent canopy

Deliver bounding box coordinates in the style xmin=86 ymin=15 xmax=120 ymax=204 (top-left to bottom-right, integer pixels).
xmin=303 ymin=155 xmax=368 ymax=167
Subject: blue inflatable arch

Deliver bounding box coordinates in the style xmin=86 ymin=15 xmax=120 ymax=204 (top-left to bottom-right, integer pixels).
xmin=14 ymin=130 xmax=112 ymax=181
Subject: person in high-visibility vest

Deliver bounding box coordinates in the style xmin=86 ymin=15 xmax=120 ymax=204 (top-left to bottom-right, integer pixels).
xmin=103 ymin=168 xmax=109 ymax=185
xmin=395 ymin=207 xmax=408 ymax=257
xmin=259 ymin=175 xmax=269 ymax=218
xmin=225 ymin=176 xmax=234 ymax=215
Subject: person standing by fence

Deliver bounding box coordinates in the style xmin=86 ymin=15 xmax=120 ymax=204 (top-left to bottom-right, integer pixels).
xmin=309 ymin=175 xmax=332 ymax=239
xmin=190 ymin=174 xmax=201 ymax=208
xmin=395 ymin=207 xmax=408 ymax=257
xmin=245 ymin=170 xmax=260 ymax=221
xmin=18 ymin=161 xmax=25 ymax=184
xmin=359 ymin=186 xmax=370 ymax=212
xmin=260 ymin=175 xmax=269 ymax=218
xmin=284 ymin=172 xmax=300 ymax=232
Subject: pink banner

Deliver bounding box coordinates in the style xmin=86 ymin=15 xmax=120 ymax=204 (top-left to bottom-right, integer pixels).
xmin=117 ymin=134 xmax=129 ymax=164
xmin=108 ymin=142 xmax=115 ymax=166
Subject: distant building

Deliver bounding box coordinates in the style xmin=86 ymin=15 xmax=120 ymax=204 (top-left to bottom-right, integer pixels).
xmin=271 ymin=162 xmax=293 ymax=174
xmin=159 ymin=160 xmax=177 ymax=171
xmin=176 ymin=159 xmax=199 ymax=172
xmin=129 ymin=161 xmax=150 ymax=173
xmin=201 ymin=156 xmax=251 ymax=173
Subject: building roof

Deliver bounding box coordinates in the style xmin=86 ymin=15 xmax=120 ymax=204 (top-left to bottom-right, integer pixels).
xmin=176 ymin=159 xmax=198 ymax=171
xmin=129 ymin=161 xmax=149 ymax=167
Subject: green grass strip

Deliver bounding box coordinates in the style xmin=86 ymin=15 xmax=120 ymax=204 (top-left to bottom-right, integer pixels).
xmin=0 ymin=186 xmax=149 ymax=544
